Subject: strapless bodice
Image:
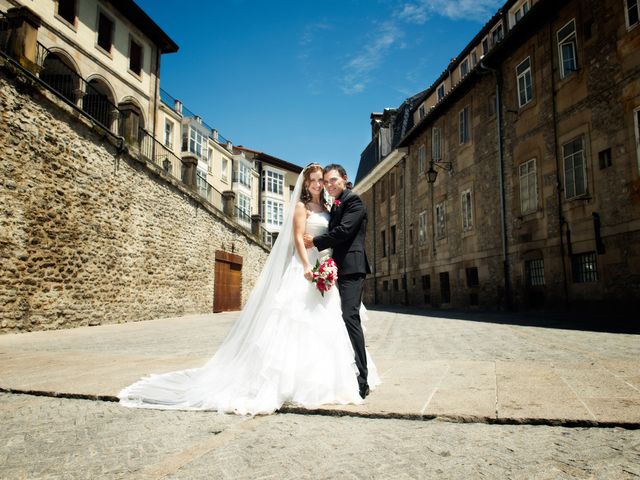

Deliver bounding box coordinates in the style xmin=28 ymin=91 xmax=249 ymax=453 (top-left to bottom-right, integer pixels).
xmin=305 ymin=211 xmax=331 ymax=261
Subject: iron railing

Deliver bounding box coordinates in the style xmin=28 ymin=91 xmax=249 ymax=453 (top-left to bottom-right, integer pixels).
xmin=138 ymin=127 xmax=182 ymax=179
xmin=159 ymin=88 xmax=230 ymax=146
xmin=36 ymin=42 xmax=120 ymax=133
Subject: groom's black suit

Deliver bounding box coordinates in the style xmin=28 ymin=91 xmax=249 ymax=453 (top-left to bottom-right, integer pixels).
xmin=313 ymin=188 xmax=371 ymax=389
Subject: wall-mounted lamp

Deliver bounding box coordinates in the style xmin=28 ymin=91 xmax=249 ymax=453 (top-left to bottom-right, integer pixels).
xmin=426 ymin=160 xmax=452 ymax=184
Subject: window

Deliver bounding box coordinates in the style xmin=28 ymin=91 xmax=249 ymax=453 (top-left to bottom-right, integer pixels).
xmin=408 ymin=224 xmax=413 ymax=246
xmin=572 ymin=252 xmax=598 ymax=283
xmin=262 ymin=199 xmax=284 ymax=226
xmin=460 ymin=58 xmax=469 ymax=78
xmin=129 ymin=37 xmax=143 ymax=76
xmin=492 ymin=23 xmax=504 ymax=46
xmin=625 ymin=0 xmax=639 ymax=29
xmin=513 ymin=1 xmax=530 ymax=25
xmin=558 ymin=19 xmax=578 ymax=79
xmin=418 ymin=212 xmax=427 ymax=245
xmin=238 ymin=162 xmax=252 ymax=188
xmin=381 ymin=230 xmax=387 ymax=258
xmin=390 ymin=172 xmax=396 ymax=197
xmin=482 ymin=37 xmax=489 ymax=55
xmin=461 ymin=190 xmax=473 ymax=231
xmin=56 ymin=0 xmax=76 ymax=25
xmin=437 ymin=84 xmax=446 ymax=101
xmin=96 ymin=11 xmax=114 ymax=53
xmin=519 ymin=159 xmax=538 ymax=214
xmin=466 ymin=267 xmax=479 ymax=287
xmin=221 ymin=158 xmax=228 ymax=181
xmin=263 ymin=170 xmax=284 ymax=195
xmin=525 ymin=259 xmax=545 ymax=286
xmin=164 ymin=120 xmax=173 ymax=148
xmin=421 ymin=274 xmax=431 ymax=290
xmin=471 ymin=52 xmax=478 ymax=66
xmin=390 ymin=225 xmax=396 ymax=255
xmin=238 ymin=193 xmax=251 ymax=218
xmin=440 ymin=272 xmax=451 ymax=303
xmin=196 ymin=169 xmax=208 ymax=199
xmin=598 ymin=148 xmax=612 ymax=169
xmin=419 ymin=105 xmax=426 ymax=119
xmin=432 ymin=127 xmax=442 ymax=161
xmin=436 ymin=202 xmax=446 ymax=239
xmin=188 ymin=126 xmax=207 ymax=160
xmin=459 ymin=106 xmax=470 ymax=144
xmin=418 ymin=145 xmax=426 ymax=173
xmin=393 ymin=279 xmax=399 ymax=291
xmin=563 ymin=136 xmax=587 ymax=199
xmin=383 ymin=280 xmax=389 ymax=292
xmin=516 ymin=57 xmax=533 ymax=107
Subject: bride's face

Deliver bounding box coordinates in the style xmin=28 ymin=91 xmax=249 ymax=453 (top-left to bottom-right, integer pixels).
xmin=306 ymin=170 xmax=323 ymax=197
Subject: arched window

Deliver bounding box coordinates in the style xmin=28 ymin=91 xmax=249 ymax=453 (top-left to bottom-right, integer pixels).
xmin=82 ymin=78 xmax=115 ymax=130
xmin=39 ymin=53 xmax=80 ymax=104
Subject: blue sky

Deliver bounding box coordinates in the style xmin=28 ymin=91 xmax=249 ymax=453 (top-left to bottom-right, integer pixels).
xmin=137 ymin=0 xmax=503 ymax=180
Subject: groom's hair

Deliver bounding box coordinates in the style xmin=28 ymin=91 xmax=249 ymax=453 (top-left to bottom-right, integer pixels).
xmin=324 ymin=164 xmax=347 ymax=178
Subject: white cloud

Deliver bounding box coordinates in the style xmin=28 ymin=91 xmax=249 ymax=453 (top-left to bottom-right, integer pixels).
xmin=340 ymin=21 xmax=403 ymax=95
xmin=396 ymin=0 xmax=502 ymax=24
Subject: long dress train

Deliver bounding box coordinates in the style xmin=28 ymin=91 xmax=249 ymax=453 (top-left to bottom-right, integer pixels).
xmin=119 ymin=211 xmax=380 ymax=415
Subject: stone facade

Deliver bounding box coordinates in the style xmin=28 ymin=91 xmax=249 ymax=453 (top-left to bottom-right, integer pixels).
xmin=356 ymin=0 xmax=640 ymax=313
xmin=0 ymin=62 xmax=269 ymax=333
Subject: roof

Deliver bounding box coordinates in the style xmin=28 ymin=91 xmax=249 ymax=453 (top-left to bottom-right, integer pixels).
xmin=108 ymin=0 xmax=179 ymax=54
xmin=235 ymin=146 xmax=303 ymax=173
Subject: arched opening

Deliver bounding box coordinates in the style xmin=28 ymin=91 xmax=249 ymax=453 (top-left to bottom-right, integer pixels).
xmin=39 ymin=52 xmax=80 ymax=104
xmin=82 ymin=78 xmax=115 ymax=130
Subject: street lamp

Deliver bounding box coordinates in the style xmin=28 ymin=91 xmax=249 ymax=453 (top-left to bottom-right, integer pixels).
xmin=425 ymin=159 xmax=453 ymax=183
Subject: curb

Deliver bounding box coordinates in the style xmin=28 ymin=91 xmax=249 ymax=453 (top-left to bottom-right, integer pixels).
xmin=3 ymin=387 xmax=639 ymax=430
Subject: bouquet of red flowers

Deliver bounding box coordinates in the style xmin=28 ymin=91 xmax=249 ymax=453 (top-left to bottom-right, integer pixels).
xmin=311 ymin=257 xmax=338 ymax=296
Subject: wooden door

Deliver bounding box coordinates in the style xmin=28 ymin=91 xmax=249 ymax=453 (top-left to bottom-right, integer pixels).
xmin=214 ymin=250 xmax=243 ymax=312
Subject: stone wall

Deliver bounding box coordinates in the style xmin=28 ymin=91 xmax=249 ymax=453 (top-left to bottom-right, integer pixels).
xmin=0 ymin=62 xmax=269 ymax=333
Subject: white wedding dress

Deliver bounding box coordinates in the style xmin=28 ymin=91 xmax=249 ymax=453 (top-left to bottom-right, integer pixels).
xmin=119 ymin=210 xmax=380 ymax=415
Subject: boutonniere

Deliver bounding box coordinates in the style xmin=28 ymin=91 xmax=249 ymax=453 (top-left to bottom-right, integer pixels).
xmin=333 ymin=199 xmax=342 ymax=208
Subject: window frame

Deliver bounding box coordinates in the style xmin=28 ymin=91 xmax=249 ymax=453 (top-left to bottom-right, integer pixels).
xmin=238 ymin=162 xmax=252 ymax=188
xmin=164 ymin=120 xmax=173 ymax=149
xmin=525 ymin=258 xmax=546 ymax=286
xmin=459 ymin=58 xmax=470 ymax=78
xmin=625 ymin=0 xmax=640 ymax=30
xmin=128 ymin=35 xmax=144 ymax=78
xmin=418 ymin=144 xmax=426 ymax=173
xmin=262 ymin=199 xmax=284 ymax=226
xmin=435 ymin=201 xmax=446 ymax=240
xmin=432 ymin=127 xmax=442 ymax=161
xmin=461 ymin=189 xmax=473 ymax=231
xmin=418 ymin=211 xmax=427 ymax=245
xmin=263 ymin=169 xmax=284 ymax=196
xmin=459 ymin=105 xmax=471 ymax=144
xmin=188 ymin=125 xmax=208 ymax=161
xmin=557 ymin=19 xmax=578 ymax=79
xmin=516 ymin=56 xmax=533 ymax=108
xmin=634 ymin=106 xmax=640 ymax=174
xmin=238 ymin=192 xmax=251 ymax=218
xmin=562 ymin=136 xmax=587 ymax=199
xmin=572 ymin=252 xmax=598 ymax=283
xmin=55 ymin=0 xmax=78 ymax=29
xmin=519 ymin=158 xmax=538 ymax=214
xmin=418 ymin=104 xmax=426 ymax=119
xmin=96 ymin=9 xmax=115 ymax=55
xmin=437 ymin=84 xmax=446 ymax=102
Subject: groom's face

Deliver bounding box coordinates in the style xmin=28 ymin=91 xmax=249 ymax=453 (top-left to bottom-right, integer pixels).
xmin=324 ymin=169 xmax=347 ymax=198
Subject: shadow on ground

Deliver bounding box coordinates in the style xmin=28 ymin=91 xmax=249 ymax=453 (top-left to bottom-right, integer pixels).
xmin=366 ymin=305 xmax=640 ymax=334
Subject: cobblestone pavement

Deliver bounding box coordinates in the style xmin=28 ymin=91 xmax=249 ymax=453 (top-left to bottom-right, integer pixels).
xmin=1 ymin=392 xmax=639 ymax=480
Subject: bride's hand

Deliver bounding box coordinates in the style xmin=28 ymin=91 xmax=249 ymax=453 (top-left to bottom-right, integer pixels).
xmin=303 ymin=264 xmax=314 ymax=281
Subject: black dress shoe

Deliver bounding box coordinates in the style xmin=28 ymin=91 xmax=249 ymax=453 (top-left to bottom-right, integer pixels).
xmin=359 ymin=384 xmax=370 ymax=399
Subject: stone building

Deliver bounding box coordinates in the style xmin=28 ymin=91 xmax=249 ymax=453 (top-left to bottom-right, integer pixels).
xmin=355 ymin=0 xmax=640 ymax=312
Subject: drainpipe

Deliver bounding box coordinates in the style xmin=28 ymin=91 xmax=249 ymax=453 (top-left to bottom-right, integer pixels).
xmin=372 ymin=181 xmax=378 ymax=304
xmin=549 ymin=23 xmax=570 ymax=310
xmin=152 ymin=47 xmax=160 ymax=161
xmin=401 ymin=156 xmax=408 ymax=305
xmin=481 ymin=60 xmax=513 ymax=310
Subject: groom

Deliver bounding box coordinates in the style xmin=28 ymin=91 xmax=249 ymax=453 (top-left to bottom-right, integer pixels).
xmin=303 ymin=164 xmax=371 ymax=399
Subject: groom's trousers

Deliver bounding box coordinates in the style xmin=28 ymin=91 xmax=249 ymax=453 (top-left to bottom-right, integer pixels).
xmin=337 ymin=273 xmax=368 ymax=387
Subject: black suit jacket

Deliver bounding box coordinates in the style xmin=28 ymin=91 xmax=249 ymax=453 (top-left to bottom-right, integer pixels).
xmin=313 ymin=189 xmax=371 ymax=276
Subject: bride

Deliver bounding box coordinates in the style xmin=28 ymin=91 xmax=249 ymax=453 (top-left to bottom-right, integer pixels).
xmin=119 ymin=163 xmax=380 ymax=415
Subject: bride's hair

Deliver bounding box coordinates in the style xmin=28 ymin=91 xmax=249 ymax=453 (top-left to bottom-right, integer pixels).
xmin=300 ymin=163 xmax=327 ymax=207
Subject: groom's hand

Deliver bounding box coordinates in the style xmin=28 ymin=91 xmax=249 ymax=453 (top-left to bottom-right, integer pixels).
xmin=303 ymin=234 xmax=314 ymax=249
